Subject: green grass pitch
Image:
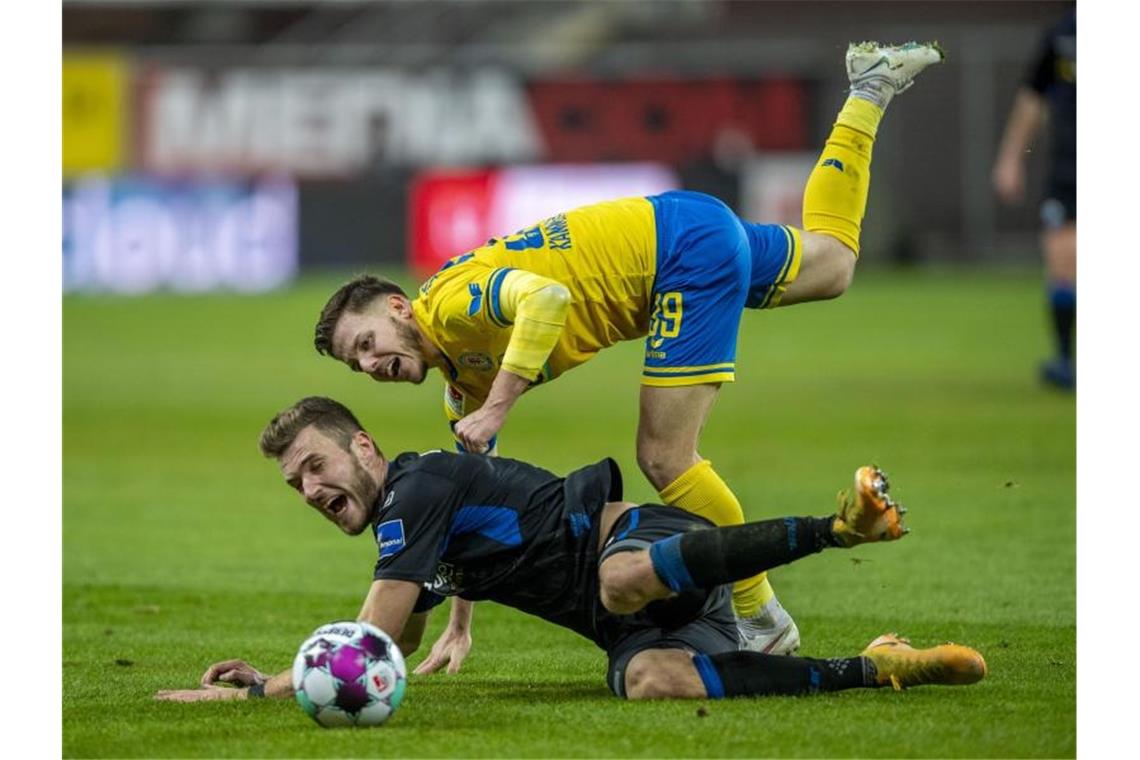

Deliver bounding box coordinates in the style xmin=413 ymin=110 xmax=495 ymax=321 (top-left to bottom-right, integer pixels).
xmin=63 ymin=268 xmax=1075 ymax=758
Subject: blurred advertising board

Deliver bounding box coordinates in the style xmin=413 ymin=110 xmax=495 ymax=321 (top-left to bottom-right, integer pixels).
xmin=63 ymin=52 xmax=129 ymax=177
xmin=739 ymin=154 xmax=817 ymax=228
xmin=64 ymin=176 xmax=298 ymax=294
xmin=408 ymin=163 xmax=679 ymax=274
xmin=132 ymin=62 xmax=806 ymax=176
xmin=137 ymin=67 xmax=541 ymax=175
xmin=528 ymin=78 xmax=808 ymax=163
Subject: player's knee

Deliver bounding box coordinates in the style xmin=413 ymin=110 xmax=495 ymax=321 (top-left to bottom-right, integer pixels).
xmin=599 ymin=554 xmax=651 ymax=615
xmin=623 ymin=653 xmax=705 ymax=700
xmin=636 ymin=441 xmax=691 ymax=492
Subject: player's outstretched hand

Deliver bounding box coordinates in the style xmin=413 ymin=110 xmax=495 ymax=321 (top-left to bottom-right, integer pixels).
xmin=199 ymin=658 xmax=269 ymax=688
xmin=413 ymin=626 xmax=472 ymax=675
xmin=154 ymin=685 xmax=247 ymax=702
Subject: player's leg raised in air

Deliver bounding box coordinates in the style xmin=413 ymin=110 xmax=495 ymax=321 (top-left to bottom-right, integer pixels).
xmin=745 ymin=41 xmax=946 ymax=310
xmin=596 ymin=467 xmax=987 ymax=700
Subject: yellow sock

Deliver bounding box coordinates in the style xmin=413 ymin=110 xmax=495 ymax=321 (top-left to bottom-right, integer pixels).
xmin=658 ymin=460 xmax=774 ymax=618
xmin=801 ymin=96 xmax=884 ymax=256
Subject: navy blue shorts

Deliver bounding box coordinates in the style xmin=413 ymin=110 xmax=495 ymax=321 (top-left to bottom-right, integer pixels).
xmin=594 ymin=504 xmax=738 ymax=698
xmin=643 ymin=191 xmax=801 ymax=388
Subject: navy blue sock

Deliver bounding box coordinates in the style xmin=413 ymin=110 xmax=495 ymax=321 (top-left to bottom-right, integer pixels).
xmin=649 ymin=516 xmax=840 ymax=593
xmin=1048 ymin=283 xmax=1076 ymax=362
xmin=693 ymin=651 xmax=876 ymax=698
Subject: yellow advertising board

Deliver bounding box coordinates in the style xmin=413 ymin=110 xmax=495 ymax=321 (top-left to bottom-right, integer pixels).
xmin=62 ymin=52 xmax=128 ymax=176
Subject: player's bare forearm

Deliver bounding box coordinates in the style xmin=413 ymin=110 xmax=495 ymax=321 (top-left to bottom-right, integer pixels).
xmin=453 ymin=371 xmax=529 ymax=452
xmin=396 ymin=612 xmax=430 ymax=656
xmin=993 ymin=89 xmax=1047 ymax=203
xmin=154 ymin=662 xmax=293 ymax=701
xmin=262 ymin=668 xmax=295 ymax=698
xmin=449 ymin=597 xmax=474 ymax=632
xmin=995 ymin=90 xmax=1048 ymax=169
xmin=482 ymin=370 xmax=530 ymax=416
xmin=357 ymin=578 xmax=422 ymax=643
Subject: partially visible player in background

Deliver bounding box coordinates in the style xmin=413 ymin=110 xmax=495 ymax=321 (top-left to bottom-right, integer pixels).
xmin=314 ymin=41 xmax=944 ymax=657
xmin=993 ymin=6 xmax=1076 ymax=390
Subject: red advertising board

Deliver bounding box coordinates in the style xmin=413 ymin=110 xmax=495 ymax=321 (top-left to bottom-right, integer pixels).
xmin=407 ymin=169 xmax=497 ymax=275
xmin=528 ymin=78 xmax=807 ymax=163
xmin=407 ymin=164 xmax=680 ymax=276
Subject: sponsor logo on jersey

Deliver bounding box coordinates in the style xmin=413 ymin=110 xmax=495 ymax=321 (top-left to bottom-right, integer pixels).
xmin=458 ymin=352 xmax=495 ymax=371
xmin=645 ymin=349 xmax=667 ymax=359
xmin=377 ymin=519 xmax=406 ymax=558
xmin=383 ymin=490 xmax=396 ymax=509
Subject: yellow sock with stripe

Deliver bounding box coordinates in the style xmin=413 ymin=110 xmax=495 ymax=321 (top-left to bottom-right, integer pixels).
xmin=658 ymin=460 xmax=775 ymax=618
xmin=801 ymin=96 xmax=885 ymax=256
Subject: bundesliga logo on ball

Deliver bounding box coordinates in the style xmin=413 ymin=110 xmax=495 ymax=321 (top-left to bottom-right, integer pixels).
xmin=292 ymin=621 xmax=407 ymax=727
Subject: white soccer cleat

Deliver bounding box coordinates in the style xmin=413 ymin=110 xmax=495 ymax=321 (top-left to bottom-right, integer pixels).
xmin=737 ymin=597 xmax=801 ymax=656
xmin=846 ymin=41 xmax=945 ymax=99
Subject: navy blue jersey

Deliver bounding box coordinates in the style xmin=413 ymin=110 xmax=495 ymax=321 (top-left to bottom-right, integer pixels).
xmin=371 ymin=451 xmax=621 ymax=640
xmin=1026 ymin=9 xmax=1076 ymax=188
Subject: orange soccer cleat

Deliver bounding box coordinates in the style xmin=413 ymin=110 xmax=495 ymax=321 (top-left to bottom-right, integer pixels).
xmin=832 ymin=465 xmax=908 ymax=547
xmin=862 ymin=633 xmax=988 ymax=691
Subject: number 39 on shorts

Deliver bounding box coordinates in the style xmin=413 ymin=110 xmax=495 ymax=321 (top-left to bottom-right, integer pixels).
xmin=649 ymin=292 xmax=683 ymax=340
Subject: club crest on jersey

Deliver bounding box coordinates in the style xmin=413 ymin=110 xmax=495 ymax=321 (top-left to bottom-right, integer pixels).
xmin=458 ymin=352 xmax=495 ymax=371
xmin=376 ymin=519 xmax=406 ymax=558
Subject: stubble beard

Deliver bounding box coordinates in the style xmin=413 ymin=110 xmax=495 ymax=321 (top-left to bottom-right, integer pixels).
xmin=393 ymin=315 xmax=430 ymax=384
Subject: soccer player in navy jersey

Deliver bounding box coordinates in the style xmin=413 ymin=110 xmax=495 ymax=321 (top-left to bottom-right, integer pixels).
xmin=993 ymin=7 xmax=1077 ymax=389
xmin=155 ymin=397 xmax=985 ymax=703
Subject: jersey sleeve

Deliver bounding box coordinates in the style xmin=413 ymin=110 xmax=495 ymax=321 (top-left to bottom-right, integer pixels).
xmin=372 ymin=470 xmax=459 ymax=584
xmin=495 ymin=269 xmax=571 ymax=381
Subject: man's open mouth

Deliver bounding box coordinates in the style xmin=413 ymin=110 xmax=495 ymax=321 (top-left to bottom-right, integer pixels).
xmin=327 ymin=494 xmax=348 ymax=516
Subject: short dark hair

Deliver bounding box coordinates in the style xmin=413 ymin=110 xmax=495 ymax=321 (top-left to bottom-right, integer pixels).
xmin=259 ymin=396 xmax=366 ymax=459
xmin=314 ymin=276 xmax=408 ymax=357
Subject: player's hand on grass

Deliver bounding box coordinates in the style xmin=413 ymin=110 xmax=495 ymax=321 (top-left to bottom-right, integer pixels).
xmin=199 ymin=658 xmax=269 ymax=688
xmin=413 ymin=626 xmax=472 ymax=675
xmin=153 ymin=686 xmax=248 ymax=702
xmin=453 ymin=407 xmax=506 ymax=454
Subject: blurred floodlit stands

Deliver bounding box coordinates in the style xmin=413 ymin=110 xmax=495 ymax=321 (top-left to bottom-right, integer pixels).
xmin=62 ymin=0 xmax=1071 ymax=293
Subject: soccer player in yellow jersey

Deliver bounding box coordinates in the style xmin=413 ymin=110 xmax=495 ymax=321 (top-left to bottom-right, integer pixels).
xmin=312 ymin=42 xmax=943 ymax=662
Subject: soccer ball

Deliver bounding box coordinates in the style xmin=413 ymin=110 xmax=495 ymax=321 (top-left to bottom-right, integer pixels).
xmin=292 ymin=620 xmax=407 ymax=727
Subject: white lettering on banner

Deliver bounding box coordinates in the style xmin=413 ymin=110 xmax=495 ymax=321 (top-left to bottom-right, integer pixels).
xmin=63 ymin=177 xmax=299 ymax=294
xmin=144 ymin=68 xmax=542 ymax=174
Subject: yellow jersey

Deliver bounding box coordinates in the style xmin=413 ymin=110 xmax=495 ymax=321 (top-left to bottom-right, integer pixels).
xmin=413 ymin=196 xmax=657 ymax=418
